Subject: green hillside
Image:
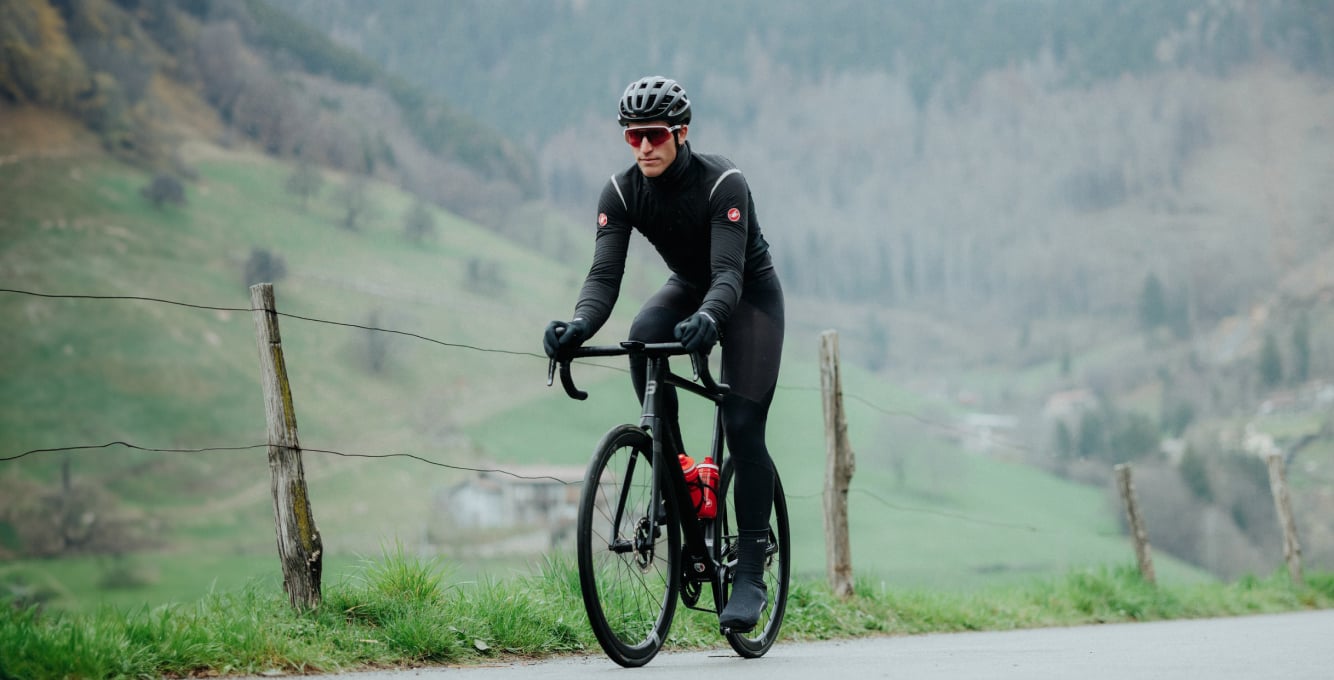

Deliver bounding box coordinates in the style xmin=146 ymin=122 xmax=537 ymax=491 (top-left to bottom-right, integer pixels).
xmin=0 ymin=111 xmax=1213 ymax=610
xmin=274 ymin=0 xmax=1334 ymax=137
xmin=0 ymin=111 xmax=596 ymax=607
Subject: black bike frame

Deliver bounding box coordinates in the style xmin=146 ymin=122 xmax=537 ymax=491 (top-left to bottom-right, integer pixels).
xmin=644 ymin=350 xmax=726 ymax=583
xmin=552 ymin=341 xmax=730 ymax=606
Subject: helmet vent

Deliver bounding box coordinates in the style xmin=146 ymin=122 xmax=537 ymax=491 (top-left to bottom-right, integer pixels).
xmin=618 ymin=75 xmax=691 ymax=126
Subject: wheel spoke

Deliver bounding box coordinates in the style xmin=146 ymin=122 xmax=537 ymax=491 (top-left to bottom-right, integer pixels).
xmin=577 ymin=427 xmax=677 ymax=667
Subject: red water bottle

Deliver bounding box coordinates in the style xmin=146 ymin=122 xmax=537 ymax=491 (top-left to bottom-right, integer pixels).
xmin=679 ymin=454 xmax=703 ymax=514
xmin=696 ymin=456 xmax=719 ymax=519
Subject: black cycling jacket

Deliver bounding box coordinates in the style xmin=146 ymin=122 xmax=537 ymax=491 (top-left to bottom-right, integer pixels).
xmin=572 ymin=141 xmax=774 ymax=335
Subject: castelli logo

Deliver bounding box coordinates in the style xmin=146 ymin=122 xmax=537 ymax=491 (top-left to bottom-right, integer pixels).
xmin=598 ymin=213 xmax=608 ymax=227
xmin=727 ymin=208 xmax=740 ymax=222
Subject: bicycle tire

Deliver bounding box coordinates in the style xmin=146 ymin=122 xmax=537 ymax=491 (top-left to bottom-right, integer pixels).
xmin=576 ymin=424 xmax=680 ymax=667
xmin=717 ymin=458 xmax=790 ymax=658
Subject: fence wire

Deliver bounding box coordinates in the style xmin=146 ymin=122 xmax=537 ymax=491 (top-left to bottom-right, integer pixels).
xmin=3 ymin=285 xmax=1066 ymax=534
xmin=1 ymin=286 xmax=1035 ymax=446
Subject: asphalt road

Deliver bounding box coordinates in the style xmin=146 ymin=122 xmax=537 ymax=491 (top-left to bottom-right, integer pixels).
xmin=249 ymin=609 xmax=1334 ymax=680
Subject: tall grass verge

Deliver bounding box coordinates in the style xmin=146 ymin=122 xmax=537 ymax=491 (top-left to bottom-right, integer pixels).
xmin=3 ymin=558 xmax=1331 ymax=679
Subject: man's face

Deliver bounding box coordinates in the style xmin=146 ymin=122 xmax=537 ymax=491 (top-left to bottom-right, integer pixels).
xmin=625 ymin=122 xmax=687 ymax=178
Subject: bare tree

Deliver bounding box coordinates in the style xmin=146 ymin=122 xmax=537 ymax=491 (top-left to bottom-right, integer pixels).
xmin=195 ymin=23 xmax=248 ymax=117
xmin=0 ymin=460 xmax=162 ymax=557
xmin=464 ymin=257 xmax=508 ymax=296
xmin=285 ymin=161 xmax=323 ymax=211
xmin=403 ymin=199 xmax=436 ymax=244
xmin=362 ymin=310 xmax=389 ymax=374
xmin=339 ymin=175 xmax=369 ymax=230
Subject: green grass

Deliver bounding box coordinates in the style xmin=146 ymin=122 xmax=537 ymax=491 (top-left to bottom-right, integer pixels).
xmin=3 ymin=550 xmax=1331 ymax=679
xmin=0 ymin=553 xmax=354 ymax=614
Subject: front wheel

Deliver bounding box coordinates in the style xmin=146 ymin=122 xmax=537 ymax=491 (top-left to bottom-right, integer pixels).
xmin=717 ymin=459 xmax=790 ymax=658
xmin=576 ymin=425 xmax=680 ymax=667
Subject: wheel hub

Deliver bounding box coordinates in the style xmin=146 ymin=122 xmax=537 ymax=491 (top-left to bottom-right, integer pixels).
xmin=633 ymin=516 xmax=655 ymax=570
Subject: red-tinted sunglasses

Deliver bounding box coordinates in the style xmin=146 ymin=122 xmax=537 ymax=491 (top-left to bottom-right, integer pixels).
xmin=624 ymin=125 xmax=682 ymax=147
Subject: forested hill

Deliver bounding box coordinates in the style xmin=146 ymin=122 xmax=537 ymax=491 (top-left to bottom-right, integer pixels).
xmin=6 ymin=0 xmax=1334 ymax=375
xmin=271 ymin=0 xmax=1334 ymax=348
xmin=0 ymin=0 xmax=535 ymax=223
xmin=270 ymin=0 xmax=1334 ymax=137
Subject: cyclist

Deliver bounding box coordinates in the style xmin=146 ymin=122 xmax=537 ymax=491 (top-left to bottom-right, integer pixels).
xmin=544 ymin=75 xmax=785 ymax=632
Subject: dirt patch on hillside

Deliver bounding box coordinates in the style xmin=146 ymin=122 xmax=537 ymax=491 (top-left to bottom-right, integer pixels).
xmin=1279 ymin=245 xmax=1334 ymax=301
xmin=0 ymin=105 xmax=103 ymax=160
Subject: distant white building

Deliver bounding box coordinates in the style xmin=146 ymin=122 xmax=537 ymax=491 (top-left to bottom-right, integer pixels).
xmin=1159 ymin=437 xmax=1187 ymax=463
xmin=430 ymin=465 xmax=585 ymax=556
xmin=958 ymin=412 xmax=1020 ymax=454
xmin=1042 ymin=388 xmax=1097 ymax=423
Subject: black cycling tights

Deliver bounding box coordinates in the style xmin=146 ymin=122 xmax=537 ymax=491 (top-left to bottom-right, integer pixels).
xmin=627 ymin=275 xmax=784 ymax=532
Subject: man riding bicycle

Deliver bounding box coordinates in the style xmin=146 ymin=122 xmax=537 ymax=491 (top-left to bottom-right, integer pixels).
xmin=543 ymin=75 xmax=785 ymax=632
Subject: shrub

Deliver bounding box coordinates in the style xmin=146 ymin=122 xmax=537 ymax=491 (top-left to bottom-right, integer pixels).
xmin=141 ymin=174 xmax=185 ymax=208
xmin=464 ymin=258 xmax=507 ymax=297
xmin=243 ymin=248 xmax=287 ymax=287
xmin=1259 ymin=332 xmax=1283 ymax=388
xmin=96 ymin=559 xmax=160 ymax=590
xmin=284 ymin=162 xmax=323 ymax=210
xmin=404 ymin=200 xmax=436 ymax=244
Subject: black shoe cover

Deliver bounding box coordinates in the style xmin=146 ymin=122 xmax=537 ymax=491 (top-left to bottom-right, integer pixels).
xmin=720 ymin=529 xmax=770 ymax=632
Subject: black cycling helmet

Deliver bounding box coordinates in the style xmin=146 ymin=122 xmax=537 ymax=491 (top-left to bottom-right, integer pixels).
xmin=617 ymin=76 xmax=692 ymax=126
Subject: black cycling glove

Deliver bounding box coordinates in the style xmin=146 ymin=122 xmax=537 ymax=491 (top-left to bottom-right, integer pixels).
xmin=543 ymin=318 xmax=590 ymax=358
xmin=674 ymin=312 xmax=719 ymax=353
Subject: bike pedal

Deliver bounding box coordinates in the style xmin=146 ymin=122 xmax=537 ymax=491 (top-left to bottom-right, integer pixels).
xmin=719 ymin=623 xmax=756 ymax=635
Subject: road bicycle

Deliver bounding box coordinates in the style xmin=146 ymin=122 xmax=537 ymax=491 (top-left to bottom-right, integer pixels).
xmin=548 ymin=341 xmax=790 ymax=667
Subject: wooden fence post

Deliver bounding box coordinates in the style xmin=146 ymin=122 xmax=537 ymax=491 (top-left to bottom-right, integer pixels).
xmin=250 ymin=283 xmax=323 ymax=610
xmin=1114 ymin=463 xmax=1156 ymax=585
xmin=820 ymin=330 xmax=855 ymax=599
xmin=1265 ymin=452 xmax=1303 ymax=585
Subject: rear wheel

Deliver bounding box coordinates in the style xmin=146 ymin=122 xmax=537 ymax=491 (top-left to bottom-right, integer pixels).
xmin=717 ymin=458 xmax=790 ymax=658
xmin=576 ymin=425 xmax=680 ymax=667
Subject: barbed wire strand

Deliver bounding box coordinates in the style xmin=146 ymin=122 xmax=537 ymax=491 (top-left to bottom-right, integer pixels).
xmin=0 ymin=287 xmax=539 ymax=358
xmin=301 ymin=447 xmax=579 ymax=484
xmin=1 ymin=287 xmax=1060 ymax=501
xmin=848 ymin=487 xmax=1042 ymax=533
xmin=0 ymin=441 xmax=579 ymax=484
xmin=782 ymin=487 xmax=1042 ymax=532
xmin=844 ymin=392 xmax=1034 ymax=455
xmin=0 ymin=441 xmax=268 ymax=461
xmin=7 ymin=441 xmax=1097 ymax=536
xmin=788 ymin=487 xmax=1121 ymax=537
xmin=0 ymin=287 xmax=1040 ymax=446
xmin=0 ymin=288 xmax=254 ymax=314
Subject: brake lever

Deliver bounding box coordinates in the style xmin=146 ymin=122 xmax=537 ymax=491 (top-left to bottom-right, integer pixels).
xmin=689 ymin=350 xmax=728 ymax=394
xmin=548 ymin=354 xmax=588 ymax=400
